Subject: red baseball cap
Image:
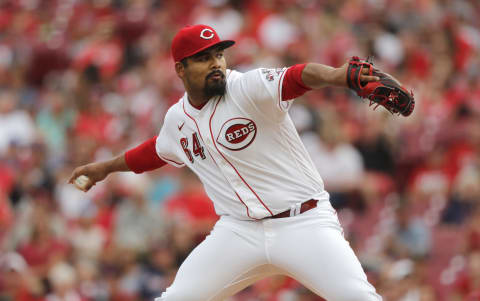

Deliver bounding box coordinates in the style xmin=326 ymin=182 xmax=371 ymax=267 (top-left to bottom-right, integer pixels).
xmin=171 ymin=24 xmax=235 ymax=62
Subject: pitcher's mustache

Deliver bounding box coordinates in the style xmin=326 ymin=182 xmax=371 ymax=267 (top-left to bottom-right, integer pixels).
xmin=207 ymin=70 xmax=225 ymax=79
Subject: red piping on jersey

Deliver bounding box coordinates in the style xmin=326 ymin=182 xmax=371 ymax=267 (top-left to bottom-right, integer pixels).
xmin=182 ymin=98 xmax=221 ymax=165
xmin=157 ymin=153 xmax=184 ymax=166
xmin=235 ymin=191 xmax=259 ymax=220
xmin=188 ymin=98 xmax=208 ymax=110
xmin=182 ymin=98 xmax=254 ymax=219
xmin=277 ymin=68 xmax=288 ymax=109
xmin=209 ymin=97 xmax=274 ymax=217
xmin=182 ymin=98 xmax=214 ymax=151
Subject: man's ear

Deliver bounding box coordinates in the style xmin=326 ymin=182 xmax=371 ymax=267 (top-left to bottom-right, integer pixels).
xmin=175 ymin=62 xmax=185 ymax=79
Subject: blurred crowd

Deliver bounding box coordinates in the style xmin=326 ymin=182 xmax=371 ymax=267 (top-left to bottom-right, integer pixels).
xmin=0 ymin=0 xmax=480 ymax=300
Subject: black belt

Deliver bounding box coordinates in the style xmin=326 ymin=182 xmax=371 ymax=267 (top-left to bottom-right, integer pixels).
xmin=270 ymin=199 xmax=318 ymax=219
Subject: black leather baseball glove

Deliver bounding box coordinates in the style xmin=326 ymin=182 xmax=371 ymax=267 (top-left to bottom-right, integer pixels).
xmin=347 ymin=56 xmax=415 ymax=117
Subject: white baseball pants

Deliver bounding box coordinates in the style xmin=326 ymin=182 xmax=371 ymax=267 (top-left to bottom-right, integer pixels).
xmin=156 ymin=200 xmax=382 ymax=301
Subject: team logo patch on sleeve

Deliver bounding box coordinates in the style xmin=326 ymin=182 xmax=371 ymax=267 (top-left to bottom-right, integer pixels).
xmin=216 ymin=118 xmax=257 ymax=151
xmin=261 ymin=68 xmax=285 ymax=81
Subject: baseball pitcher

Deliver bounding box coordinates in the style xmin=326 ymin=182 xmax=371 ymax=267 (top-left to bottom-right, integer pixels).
xmin=70 ymin=24 xmax=414 ymax=301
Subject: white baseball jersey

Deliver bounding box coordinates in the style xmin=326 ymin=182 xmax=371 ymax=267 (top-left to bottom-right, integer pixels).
xmin=155 ymin=67 xmax=329 ymax=220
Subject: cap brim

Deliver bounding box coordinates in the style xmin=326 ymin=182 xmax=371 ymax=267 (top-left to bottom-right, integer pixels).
xmin=180 ymin=40 xmax=235 ymax=62
xmin=215 ymin=40 xmax=235 ymax=51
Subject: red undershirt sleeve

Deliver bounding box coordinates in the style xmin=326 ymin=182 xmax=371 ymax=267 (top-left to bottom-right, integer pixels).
xmin=281 ymin=63 xmax=312 ymax=101
xmin=124 ymin=136 xmax=166 ymax=174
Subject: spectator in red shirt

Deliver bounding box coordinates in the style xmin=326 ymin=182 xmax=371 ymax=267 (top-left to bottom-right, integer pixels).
xmin=17 ymin=208 xmax=69 ymax=278
xmin=0 ymin=252 xmax=45 ymax=301
xmin=451 ymin=251 xmax=480 ymax=300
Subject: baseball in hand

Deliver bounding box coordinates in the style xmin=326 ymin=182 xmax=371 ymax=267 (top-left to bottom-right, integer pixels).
xmin=74 ymin=175 xmax=90 ymax=191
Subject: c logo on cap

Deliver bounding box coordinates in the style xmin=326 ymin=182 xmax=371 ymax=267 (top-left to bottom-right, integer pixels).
xmin=200 ymin=28 xmax=214 ymax=40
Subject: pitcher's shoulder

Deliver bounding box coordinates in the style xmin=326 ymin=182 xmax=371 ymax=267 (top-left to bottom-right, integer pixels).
xmin=163 ymin=98 xmax=185 ymax=122
xmin=226 ymin=69 xmax=244 ymax=83
xmin=226 ymin=68 xmax=275 ymax=85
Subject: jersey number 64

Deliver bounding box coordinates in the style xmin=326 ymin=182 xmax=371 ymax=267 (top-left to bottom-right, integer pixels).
xmin=180 ymin=132 xmax=206 ymax=163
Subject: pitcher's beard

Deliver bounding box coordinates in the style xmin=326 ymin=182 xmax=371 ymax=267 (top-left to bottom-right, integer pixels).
xmin=204 ymin=80 xmax=226 ymax=99
xmin=204 ymin=72 xmax=226 ymax=99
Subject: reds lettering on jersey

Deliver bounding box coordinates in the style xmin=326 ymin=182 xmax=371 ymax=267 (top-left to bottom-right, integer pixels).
xmin=156 ymin=68 xmax=328 ymax=220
